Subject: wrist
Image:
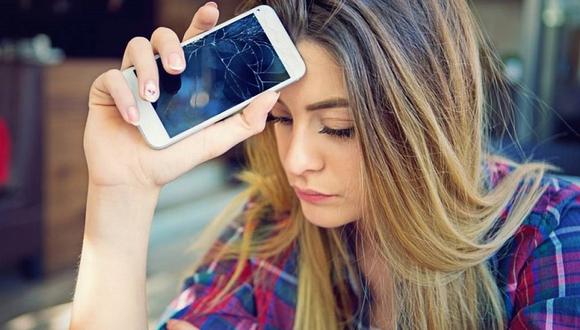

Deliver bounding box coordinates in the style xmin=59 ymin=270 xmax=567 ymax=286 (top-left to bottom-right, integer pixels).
xmin=84 ymin=183 xmax=160 ymax=253
xmin=88 ymin=179 xmax=162 ymax=196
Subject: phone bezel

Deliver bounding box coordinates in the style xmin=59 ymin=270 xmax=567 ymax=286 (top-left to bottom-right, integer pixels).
xmin=122 ymin=5 xmax=306 ymax=149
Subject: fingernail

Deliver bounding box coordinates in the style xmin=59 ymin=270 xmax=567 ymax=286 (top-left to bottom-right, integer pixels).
xmin=168 ymin=52 xmax=184 ymax=70
xmin=205 ymin=2 xmax=218 ymax=8
xmin=144 ymin=81 xmax=158 ymax=102
xmin=127 ymin=106 xmax=140 ymax=126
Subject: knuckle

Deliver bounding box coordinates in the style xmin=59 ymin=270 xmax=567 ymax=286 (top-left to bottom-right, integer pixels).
xmin=151 ymin=26 xmax=173 ymax=40
xmin=237 ymin=112 xmax=254 ymax=132
xmin=103 ymin=70 xmax=123 ymax=96
xmin=103 ymin=69 xmax=120 ymax=85
xmin=193 ymin=19 xmax=212 ymax=31
xmin=256 ymin=120 xmax=267 ymax=133
xmin=241 ymin=111 xmax=264 ymax=135
xmin=101 ymin=70 xmax=114 ymax=86
xmin=128 ymin=36 xmax=149 ymax=49
xmin=108 ymin=85 xmax=120 ymax=99
xmin=93 ymin=72 xmax=106 ymax=87
xmin=152 ymin=27 xmax=180 ymax=53
xmin=105 ymin=68 xmax=120 ymax=79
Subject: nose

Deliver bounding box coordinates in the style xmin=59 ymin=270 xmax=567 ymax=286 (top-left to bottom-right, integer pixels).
xmin=283 ymin=128 xmax=324 ymax=176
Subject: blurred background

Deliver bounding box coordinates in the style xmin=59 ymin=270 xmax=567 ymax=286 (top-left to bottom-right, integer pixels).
xmin=0 ymin=0 xmax=579 ymax=329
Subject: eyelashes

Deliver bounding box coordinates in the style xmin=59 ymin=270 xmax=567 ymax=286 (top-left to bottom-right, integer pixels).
xmin=267 ymin=114 xmax=355 ymax=139
xmin=267 ymin=114 xmax=292 ymax=125
xmin=319 ymin=126 xmax=355 ymax=138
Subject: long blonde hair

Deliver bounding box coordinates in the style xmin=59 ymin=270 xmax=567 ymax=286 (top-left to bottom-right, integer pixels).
xmin=192 ymin=0 xmax=549 ymax=328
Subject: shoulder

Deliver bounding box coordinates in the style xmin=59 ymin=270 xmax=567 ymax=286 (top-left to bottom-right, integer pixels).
xmin=496 ymin=170 xmax=580 ymax=251
xmin=491 ymin=171 xmax=580 ymax=328
xmin=155 ymin=213 xmax=250 ymax=330
xmin=156 ymin=201 xmax=299 ymax=330
xmin=513 ymin=173 xmax=579 ymax=240
xmin=486 ymin=159 xmax=580 ymax=239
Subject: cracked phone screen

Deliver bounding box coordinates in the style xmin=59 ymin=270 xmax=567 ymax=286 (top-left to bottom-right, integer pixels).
xmin=151 ymin=13 xmax=291 ymax=138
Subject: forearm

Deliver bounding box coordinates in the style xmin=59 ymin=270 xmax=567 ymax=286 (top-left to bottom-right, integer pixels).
xmin=70 ymin=183 xmax=160 ymax=330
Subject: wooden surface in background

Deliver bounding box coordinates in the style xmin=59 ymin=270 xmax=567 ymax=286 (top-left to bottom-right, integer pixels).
xmin=43 ymin=59 xmax=118 ymax=274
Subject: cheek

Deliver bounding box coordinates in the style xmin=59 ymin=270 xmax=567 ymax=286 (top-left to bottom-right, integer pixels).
xmin=303 ymin=144 xmax=365 ymax=227
xmin=336 ymin=143 xmax=364 ymax=211
xmin=328 ymin=143 xmax=362 ymax=189
xmin=343 ymin=175 xmax=364 ymax=221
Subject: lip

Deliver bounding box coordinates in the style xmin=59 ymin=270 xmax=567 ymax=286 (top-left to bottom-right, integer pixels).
xmin=293 ymin=187 xmax=336 ymax=203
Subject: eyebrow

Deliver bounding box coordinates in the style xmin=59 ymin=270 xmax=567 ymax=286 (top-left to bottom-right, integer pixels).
xmin=277 ymin=97 xmax=350 ymax=111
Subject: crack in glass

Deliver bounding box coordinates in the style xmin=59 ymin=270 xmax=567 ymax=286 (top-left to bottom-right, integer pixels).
xmin=153 ymin=13 xmax=290 ymax=137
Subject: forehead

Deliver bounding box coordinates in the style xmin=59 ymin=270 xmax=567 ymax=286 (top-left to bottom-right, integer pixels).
xmin=282 ymin=40 xmax=347 ymax=101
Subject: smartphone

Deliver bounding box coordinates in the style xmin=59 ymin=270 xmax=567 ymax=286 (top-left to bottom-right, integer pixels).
xmin=122 ymin=5 xmax=306 ymax=149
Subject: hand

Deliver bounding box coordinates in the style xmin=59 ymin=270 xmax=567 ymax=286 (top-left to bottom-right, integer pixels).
xmin=84 ymin=1 xmax=279 ymax=191
xmin=167 ymin=319 xmax=199 ymax=330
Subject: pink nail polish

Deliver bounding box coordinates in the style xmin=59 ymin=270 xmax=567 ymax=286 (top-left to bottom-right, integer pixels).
xmin=144 ymin=81 xmax=158 ymax=102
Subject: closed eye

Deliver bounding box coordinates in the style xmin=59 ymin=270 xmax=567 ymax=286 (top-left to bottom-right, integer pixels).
xmin=319 ymin=126 xmax=355 ymax=138
xmin=267 ymin=114 xmax=293 ymax=125
xmin=268 ymin=114 xmax=355 ymax=139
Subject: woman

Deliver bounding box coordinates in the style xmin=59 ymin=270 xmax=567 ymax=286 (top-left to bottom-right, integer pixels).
xmin=70 ymin=0 xmax=580 ymax=329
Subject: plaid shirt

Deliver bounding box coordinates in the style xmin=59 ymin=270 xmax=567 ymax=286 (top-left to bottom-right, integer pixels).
xmin=157 ymin=162 xmax=580 ymax=329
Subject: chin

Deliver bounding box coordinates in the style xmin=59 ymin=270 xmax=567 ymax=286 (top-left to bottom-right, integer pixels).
xmin=300 ymin=202 xmax=355 ymax=229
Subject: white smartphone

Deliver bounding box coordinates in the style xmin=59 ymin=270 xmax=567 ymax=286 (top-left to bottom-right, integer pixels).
xmin=122 ymin=5 xmax=306 ymax=149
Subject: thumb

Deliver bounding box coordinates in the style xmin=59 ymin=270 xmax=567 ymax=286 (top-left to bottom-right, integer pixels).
xmin=167 ymin=319 xmax=199 ymax=330
xmin=158 ymin=90 xmax=279 ymax=175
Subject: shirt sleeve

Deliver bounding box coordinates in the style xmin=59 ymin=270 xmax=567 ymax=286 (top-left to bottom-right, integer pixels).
xmin=508 ymin=196 xmax=580 ymax=329
xmin=155 ymin=217 xmax=259 ymax=330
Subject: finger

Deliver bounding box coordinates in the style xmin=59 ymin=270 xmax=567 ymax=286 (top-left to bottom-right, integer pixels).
xmin=91 ymin=69 xmax=139 ymax=125
xmin=159 ymin=91 xmax=279 ymax=177
xmin=120 ymin=36 xmax=159 ymax=103
xmin=190 ymin=91 xmax=279 ymax=162
xmin=167 ymin=319 xmax=199 ymax=330
xmin=150 ymin=27 xmax=185 ymax=74
xmin=182 ymin=2 xmax=219 ymax=41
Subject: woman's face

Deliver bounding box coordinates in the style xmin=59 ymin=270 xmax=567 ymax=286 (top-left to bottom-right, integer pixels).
xmin=273 ymin=40 xmax=363 ymax=228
